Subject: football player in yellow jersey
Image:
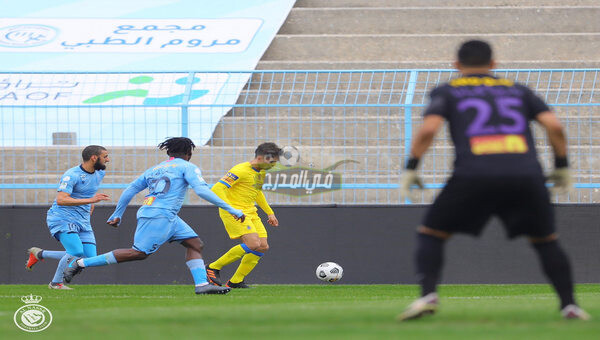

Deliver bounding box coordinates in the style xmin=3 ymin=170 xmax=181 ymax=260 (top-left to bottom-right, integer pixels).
xmin=206 ymin=142 xmax=281 ymax=288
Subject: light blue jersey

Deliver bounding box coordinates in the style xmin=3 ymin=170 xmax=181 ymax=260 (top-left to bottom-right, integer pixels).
xmin=47 ymin=165 xmax=105 ymax=236
xmin=109 ymin=157 xmax=243 ymax=222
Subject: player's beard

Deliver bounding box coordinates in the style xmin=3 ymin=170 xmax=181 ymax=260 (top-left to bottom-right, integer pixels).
xmin=93 ymin=158 xmax=106 ymax=170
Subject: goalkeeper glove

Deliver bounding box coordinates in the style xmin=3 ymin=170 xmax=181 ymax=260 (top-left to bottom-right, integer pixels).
xmin=400 ymin=158 xmax=424 ymax=201
xmin=547 ymin=156 xmax=572 ymax=194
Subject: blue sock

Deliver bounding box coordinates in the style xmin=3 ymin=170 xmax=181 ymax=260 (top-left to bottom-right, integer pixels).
xmin=82 ymin=252 xmax=118 ymax=267
xmin=186 ymin=259 xmax=207 ymax=286
xmin=42 ymin=250 xmax=67 ymax=260
xmin=52 ymin=254 xmax=70 ymax=284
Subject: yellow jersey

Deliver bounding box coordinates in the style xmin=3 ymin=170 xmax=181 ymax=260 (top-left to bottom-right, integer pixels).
xmin=212 ymin=162 xmax=273 ymax=216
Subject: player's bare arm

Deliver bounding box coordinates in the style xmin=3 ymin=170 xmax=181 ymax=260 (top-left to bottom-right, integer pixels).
xmin=400 ymin=115 xmax=445 ymax=199
xmin=536 ymin=111 xmax=567 ymax=158
xmin=536 ymin=111 xmax=571 ymax=191
xmin=409 ymin=115 xmax=446 ymax=159
xmin=56 ymin=191 xmax=110 ymax=206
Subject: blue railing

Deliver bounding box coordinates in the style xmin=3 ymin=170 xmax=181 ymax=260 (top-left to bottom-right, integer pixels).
xmin=0 ymin=69 xmax=599 ymax=204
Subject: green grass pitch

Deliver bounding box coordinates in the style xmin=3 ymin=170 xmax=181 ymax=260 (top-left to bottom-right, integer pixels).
xmin=1 ymin=284 xmax=599 ymax=339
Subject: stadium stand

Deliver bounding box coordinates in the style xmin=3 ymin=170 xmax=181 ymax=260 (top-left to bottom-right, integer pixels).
xmin=1 ymin=0 xmax=599 ymax=205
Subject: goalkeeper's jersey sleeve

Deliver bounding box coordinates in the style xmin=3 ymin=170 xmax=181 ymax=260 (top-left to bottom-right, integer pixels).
xmin=213 ymin=162 xmax=267 ymax=214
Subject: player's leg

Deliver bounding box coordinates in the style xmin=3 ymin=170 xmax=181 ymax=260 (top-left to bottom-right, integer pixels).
xmin=226 ymin=239 xmax=262 ymax=288
xmin=82 ymin=216 xmax=172 ymax=265
xmin=415 ymin=226 xmax=450 ymax=297
xmin=179 ymin=236 xmax=231 ymax=295
xmin=399 ymin=177 xmax=491 ymax=321
xmin=227 ymin=229 xmax=267 ymax=288
xmin=499 ymin=177 xmax=589 ymax=320
xmin=530 ymin=231 xmax=588 ymax=319
xmin=63 ymin=217 xmax=170 ymax=283
xmin=50 ymin=232 xmax=85 ymax=289
xmin=26 ymin=247 xmax=67 ymax=270
xmin=80 ymin=231 xmax=98 ymax=258
xmin=27 ymin=219 xmax=69 ymax=270
xmin=397 ymin=226 xmax=448 ymax=321
xmin=207 ymin=212 xmax=258 ymax=285
xmin=529 ymin=235 xmax=589 ymax=320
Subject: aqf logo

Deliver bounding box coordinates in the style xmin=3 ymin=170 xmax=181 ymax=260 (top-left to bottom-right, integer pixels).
xmin=0 ymin=25 xmax=58 ymax=47
xmin=13 ymin=294 xmax=53 ymax=333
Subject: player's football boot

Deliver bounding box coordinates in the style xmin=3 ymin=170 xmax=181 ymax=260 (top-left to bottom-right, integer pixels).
xmin=195 ymin=284 xmax=231 ymax=295
xmin=397 ymin=292 xmax=438 ymax=321
xmin=62 ymin=256 xmax=83 ymax=283
xmin=26 ymin=247 xmax=44 ymax=271
xmin=48 ymin=282 xmax=73 ymax=290
xmin=561 ymin=304 xmax=591 ymax=320
xmin=226 ymin=280 xmax=251 ymax=289
xmin=205 ymin=265 xmax=223 ymax=286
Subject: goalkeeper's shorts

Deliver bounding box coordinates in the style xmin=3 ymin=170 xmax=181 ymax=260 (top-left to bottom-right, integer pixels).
xmin=423 ymin=175 xmax=553 ymax=239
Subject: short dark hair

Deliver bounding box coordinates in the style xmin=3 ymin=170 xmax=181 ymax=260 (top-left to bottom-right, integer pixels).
xmin=458 ymin=40 xmax=493 ymax=67
xmin=158 ymin=137 xmax=196 ymax=158
xmin=255 ymin=142 xmax=281 ymax=158
xmin=82 ymin=145 xmax=106 ymax=161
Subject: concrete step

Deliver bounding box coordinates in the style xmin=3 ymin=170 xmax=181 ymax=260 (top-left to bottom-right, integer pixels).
xmin=262 ymin=34 xmax=600 ymax=64
xmin=208 ymin=115 xmax=600 ymax=146
xmin=241 ymin=70 xmax=600 ymax=92
xmin=281 ymin=7 xmax=600 ymax=34
xmin=295 ymin=0 xmax=600 ymax=8
xmin=234 ymin=89 xmax=599 ymax=106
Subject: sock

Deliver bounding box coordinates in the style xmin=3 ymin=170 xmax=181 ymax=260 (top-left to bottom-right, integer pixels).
xmin=186 ymin=259 xmax=208 ymax=286
xmin=51 ymin=254 xmax=70 ymax=284
xmin=532 ymin=240 xmax=575 ymax=309
xmin=415 ymin=232 xmax=445 ymax=297
xmin=209 ymin=245 xmax=247 ymax=270
xmin=41 ymin=250 xmax=67 ymax=260
xmin=230 ymin=253 xmax=262 ymax=283
xmin=81 ymin=251 xmax=118 ymax=267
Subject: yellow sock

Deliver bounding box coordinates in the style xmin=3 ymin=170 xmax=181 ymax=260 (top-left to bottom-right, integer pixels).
xmin=230 ymin=253 xmax=261 ymax=283
xmin=209 ymin=245 xmax=246 ymax=270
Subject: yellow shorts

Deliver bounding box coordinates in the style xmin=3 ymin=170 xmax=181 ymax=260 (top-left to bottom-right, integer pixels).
xmin=219 ymin=210 xmax=267 ymax=239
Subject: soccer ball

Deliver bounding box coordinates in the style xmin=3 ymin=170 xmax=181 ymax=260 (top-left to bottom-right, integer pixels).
xmin=279 ymin=145 xmax=300 ymax=167
xmin=315 ymin=262 xmax=343 ymax=282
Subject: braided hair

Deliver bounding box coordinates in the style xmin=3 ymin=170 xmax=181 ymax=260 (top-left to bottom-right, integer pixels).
xmin=158 ymin=137 xmax=196 ymax=158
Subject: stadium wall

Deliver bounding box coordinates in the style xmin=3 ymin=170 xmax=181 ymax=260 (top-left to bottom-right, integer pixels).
xmin=1 ymin=205 xmax=598 ymax=285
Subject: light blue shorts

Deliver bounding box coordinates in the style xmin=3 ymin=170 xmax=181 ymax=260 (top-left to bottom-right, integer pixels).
xmin=47 ymin=217 xmax=96 ymax=244
xmin=133 ymin=216 xmax=198 ymax=255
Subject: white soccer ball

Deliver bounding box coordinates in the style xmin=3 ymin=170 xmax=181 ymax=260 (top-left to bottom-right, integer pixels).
xmin=316 ymin=262 xmax=343 ymax=282
xmin=279 ymin=145 xmax=300 ymax=167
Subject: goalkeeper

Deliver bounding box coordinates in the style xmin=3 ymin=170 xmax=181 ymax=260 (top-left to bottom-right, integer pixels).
xmin=398 ymin=40 xmax=588 ymax=321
